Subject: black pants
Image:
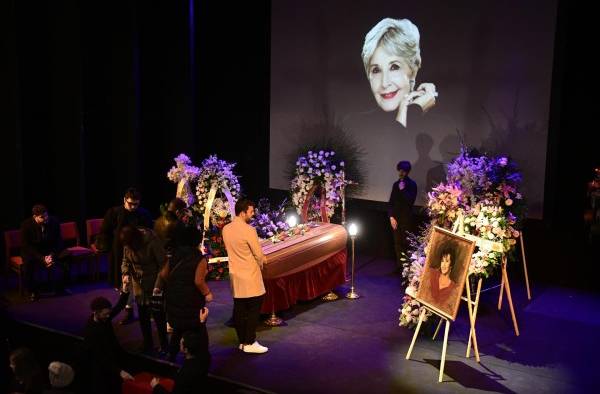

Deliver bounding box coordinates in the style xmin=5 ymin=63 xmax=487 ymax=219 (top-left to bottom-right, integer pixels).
xmin=233 ymin=295 xmax=264 ymax=345
xmin=23 ymin=257 xmax=69 ymax=294
xmin=168 ymin=323 xmax=208 ymax=361
xmin=108 ymin=243 xmax=123 ymax=287
xmin=392 ymin=224 xmax=411 ymax=268
xmin=138 ymin=303 xmax=168 ymax=351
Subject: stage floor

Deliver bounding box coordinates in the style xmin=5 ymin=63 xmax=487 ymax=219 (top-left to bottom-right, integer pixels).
xmin=4 ymin=256 xmax=599 ymax=393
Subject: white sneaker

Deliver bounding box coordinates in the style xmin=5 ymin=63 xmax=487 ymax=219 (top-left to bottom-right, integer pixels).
xmin=239 ymin=344 xmax=244 ymax=350
xmin=242 ymin=341 xmax=268 ymax=354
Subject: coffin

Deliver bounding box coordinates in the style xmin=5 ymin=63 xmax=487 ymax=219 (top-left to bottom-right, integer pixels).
xmin=260 ymin=223 xmax=348 ymax=279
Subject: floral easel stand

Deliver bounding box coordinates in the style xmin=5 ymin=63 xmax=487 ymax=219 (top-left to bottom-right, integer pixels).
xmin=405 ymin=225 xmax=479 ymax=383
xmin=405 ymin=274 xmax=480 ymax=383
xmin=451 ymin=213 xmax=522 ymax=339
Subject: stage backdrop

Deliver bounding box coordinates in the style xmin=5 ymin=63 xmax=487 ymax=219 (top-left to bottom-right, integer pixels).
xmin=269 ymin=0 xmax=557 ymax=218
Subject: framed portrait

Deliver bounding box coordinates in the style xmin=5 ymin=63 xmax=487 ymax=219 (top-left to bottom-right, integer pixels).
xmin=415 ymin=226 xmax=476 ymax=321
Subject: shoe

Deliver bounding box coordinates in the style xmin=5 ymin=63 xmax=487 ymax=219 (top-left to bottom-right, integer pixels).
xmin=29 ymin=292 xmax=39 ymax=302
xmin=239 ymin=344 xmax=244 ymax=350
xmin=119 ymin=308 xmax=136 ymax=325
xmin=242 ymin=341 xmax=268 ymax=354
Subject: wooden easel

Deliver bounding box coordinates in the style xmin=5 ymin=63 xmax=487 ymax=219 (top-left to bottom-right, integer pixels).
xmin=406 ymin=275 xmax=480 ymax=382
xmin=519 ymin=231 xmax=532 ymax=300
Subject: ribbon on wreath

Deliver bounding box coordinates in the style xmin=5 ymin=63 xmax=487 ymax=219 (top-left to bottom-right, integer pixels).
xmin=200 ymin=183 xmax=236 ymax=264
xmin=301 ymin=184 xmax=330 ymax=223
xmin=203 ymin=183 xmax=236 ymax=231
xmin=176 ymin=179 xmax=194 ymax=207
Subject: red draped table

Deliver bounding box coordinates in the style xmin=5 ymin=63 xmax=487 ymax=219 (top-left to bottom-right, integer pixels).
xmin=259 ymin=223 xmax=348 ymax=314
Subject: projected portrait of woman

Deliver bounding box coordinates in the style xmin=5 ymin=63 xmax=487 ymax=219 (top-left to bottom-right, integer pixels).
xmin=362 ymin=18 xmax=437 ymax=127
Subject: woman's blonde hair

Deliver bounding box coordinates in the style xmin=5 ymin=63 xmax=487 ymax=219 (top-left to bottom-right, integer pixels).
xmin=362 ymin=18 xmax=421 ymax=77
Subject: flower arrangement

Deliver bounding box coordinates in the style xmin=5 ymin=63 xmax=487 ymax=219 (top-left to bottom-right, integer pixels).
xmin=399 ymin=147 xmax=525 ymax=328
xmin=290 ymin=150 xmax=346 ymax=219
xmin=399 ymin=296 xmax=430 ymax=327
xmin=165 ymin=153 xmax=242 ymax=281
xmin=204 ymin=210 xmax=230 ymax=281
xmin=195 ymin=155 xmax=241 ymax=225
xmin=167 ymin=154 xmax=201 ymax=206
xmin=167 ymin=153 xmax=201 ymax=183
xmin=250 ymin=198 xmax=290 ymax=239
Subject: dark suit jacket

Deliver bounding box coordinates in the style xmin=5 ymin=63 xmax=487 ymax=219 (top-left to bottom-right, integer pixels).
xmin=98 ymin=205 xmax=153 ymax=252
xmin=387 ymin=176 xmax=417 ymax=227
xmin=20 ymin=216 xmax=64 ymax=262
xmin=82 ymin=291 xmax=130 ymax=394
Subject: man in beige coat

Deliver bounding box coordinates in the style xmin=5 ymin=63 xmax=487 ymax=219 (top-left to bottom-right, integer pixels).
xmin=222 ymin=199 xmax=268 ymax=354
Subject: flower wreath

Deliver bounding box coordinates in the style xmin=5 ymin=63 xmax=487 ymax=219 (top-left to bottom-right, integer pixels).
xmin=290 ymin=150 xmax=345 ymax=221
xmin=167 ymin=154 xmax=200 ymax=206
xmin=194 ymin=155 xmax=241 ymax=228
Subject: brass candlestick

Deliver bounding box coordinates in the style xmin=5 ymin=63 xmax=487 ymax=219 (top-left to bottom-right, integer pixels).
xmin=322 ymin=291 xmax=339 ymax=301
xmin=265 ymin=310 xmax=283 ymax=326
xmin=346 ymin=233 xmax=359 ymax=299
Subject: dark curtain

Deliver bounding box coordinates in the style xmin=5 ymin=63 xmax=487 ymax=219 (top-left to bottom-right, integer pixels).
xmin=0 ymin=0 xmax=270 ymax=234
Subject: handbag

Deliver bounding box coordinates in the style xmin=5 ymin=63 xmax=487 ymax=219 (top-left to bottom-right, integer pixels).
xmin=150 ymin=256 xmax=185 ymax=313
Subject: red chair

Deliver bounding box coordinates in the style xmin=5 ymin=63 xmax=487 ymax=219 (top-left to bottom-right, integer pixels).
xmin=86 ymin=218 xmax=104 ymax=281
xmin=122 ymin=372 xmax=175 ymax=394
xmin=4 ymin=230 xmax=24 ymax=295
xmin=60 ymin=222 xmax=94 ymax=280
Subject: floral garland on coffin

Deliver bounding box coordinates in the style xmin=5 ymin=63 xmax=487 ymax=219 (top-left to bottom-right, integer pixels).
xmin=290 ymin=150 xmax=345 ymax=221
xmin=167 ymin=154 xmax=201 ymax=206
xmin=399 ymin=148 xmax=525 ymax=327
xmin=250 ymin=198 xmax=290 ymax=239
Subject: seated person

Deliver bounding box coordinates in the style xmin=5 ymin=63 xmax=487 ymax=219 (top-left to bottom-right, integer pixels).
xmin=20 ymin=204 xmax=70 ymax=301
xmin=8 ymin=347 xmax=46 ymax=394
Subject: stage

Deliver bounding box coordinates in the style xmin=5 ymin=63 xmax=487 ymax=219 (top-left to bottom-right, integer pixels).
xmin=4 ymin=255 xmax=598 ymax=394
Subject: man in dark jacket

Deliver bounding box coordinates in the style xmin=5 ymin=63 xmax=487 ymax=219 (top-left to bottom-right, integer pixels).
xmin=20 ymin=204 xmax=70 ymax=301
xmin=82 ymin=288 xmax=134 ymax=394
xmin=388 ymin=161 xmax=417 ymax=269
xmin=151 ymin=308 xmax=211 ymax=394
xmin=98 ymin=187 xmax=153 ymax=323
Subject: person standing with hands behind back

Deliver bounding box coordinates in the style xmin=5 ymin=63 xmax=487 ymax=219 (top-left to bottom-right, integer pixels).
xmin=388 ymin=161 xmax=417 ymax=271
